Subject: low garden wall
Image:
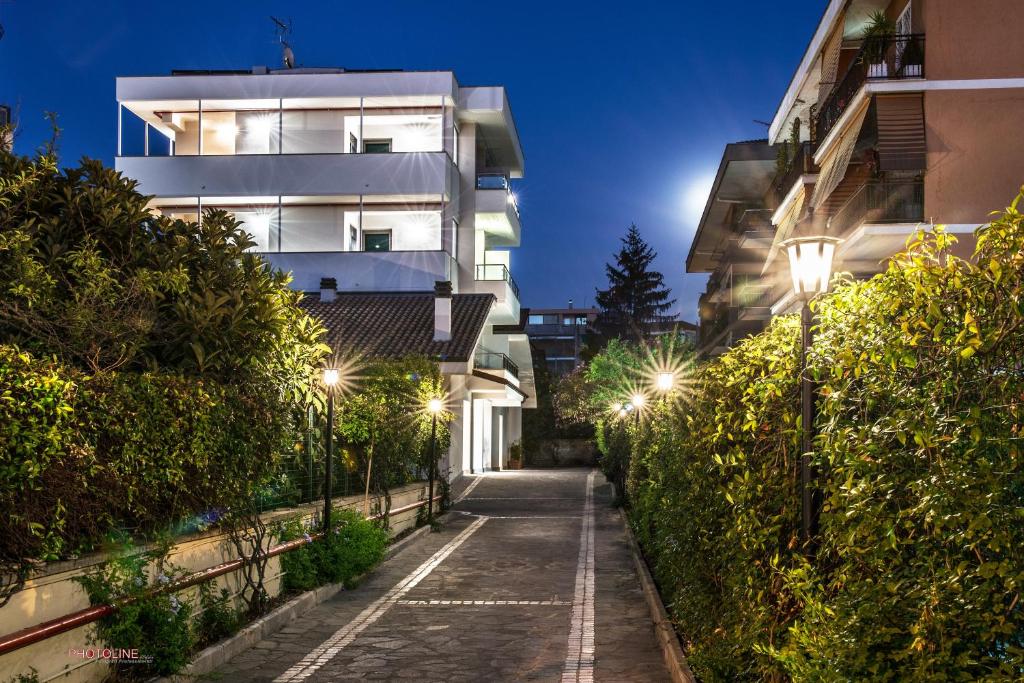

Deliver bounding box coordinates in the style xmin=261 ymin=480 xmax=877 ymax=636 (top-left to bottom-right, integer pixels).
xmin=527 ymin=439 xmax=596 ymax=468
xmin=0 ymin=482 xmax=430 ymax=683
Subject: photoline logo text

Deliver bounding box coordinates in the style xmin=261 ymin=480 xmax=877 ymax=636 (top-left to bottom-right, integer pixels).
xmin=69 ymin=648 xmax=154 ymax=664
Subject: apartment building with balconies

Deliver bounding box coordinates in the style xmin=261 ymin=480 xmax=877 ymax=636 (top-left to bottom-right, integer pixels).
xmin=114 ymin=66 xmax=533 ymax=475
xmin=690 ymin=0 xmax=1024 ymax=355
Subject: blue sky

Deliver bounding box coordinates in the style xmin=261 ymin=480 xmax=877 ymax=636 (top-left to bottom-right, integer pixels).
xmin=1 ymin=0 xmax=821 ymax=321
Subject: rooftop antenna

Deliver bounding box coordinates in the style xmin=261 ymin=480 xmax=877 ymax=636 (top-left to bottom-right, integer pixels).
xmin=270 ymin=16 xmax=295 ymax=68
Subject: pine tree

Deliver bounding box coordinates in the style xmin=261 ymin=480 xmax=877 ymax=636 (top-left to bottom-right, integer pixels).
xmin=592 ymin=224 xmax=676 ymax=343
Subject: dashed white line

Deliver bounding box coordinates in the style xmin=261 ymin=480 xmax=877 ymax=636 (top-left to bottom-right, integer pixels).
xmin=274 ymin=516 xmax=487 ymax=682
xmin=561 ymin=470 xmax=596 ymax=683
xmin=397 ymin=599 xmax=570 ymax=606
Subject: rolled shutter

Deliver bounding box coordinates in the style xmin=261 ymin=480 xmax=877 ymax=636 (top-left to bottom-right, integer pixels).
xmin=876 ymin=93 xmax=926 ymax=171
xmin=811 ymin=99 xmax=870 ymax=209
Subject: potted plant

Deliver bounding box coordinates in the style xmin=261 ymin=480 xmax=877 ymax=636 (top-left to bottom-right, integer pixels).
xmin=508 ymin=441 xmax=523 ymax=470
xmin=861 ymin=11 xmax=897 ymax=78
xmin=900 ymin=34 xmax=924 ymax=77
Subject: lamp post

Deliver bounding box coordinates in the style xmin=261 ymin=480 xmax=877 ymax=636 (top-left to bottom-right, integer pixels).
xmin=426 ymin=398 xmax=443 ymax=524
xmin=322 ymin=368 xmax=340 ymax=532
xmin=780 ymin=235 xmax=841 ymax=546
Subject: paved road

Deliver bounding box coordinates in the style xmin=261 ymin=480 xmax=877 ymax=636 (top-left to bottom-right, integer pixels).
xmin=213 ymin=469 xmax=671 ymax=682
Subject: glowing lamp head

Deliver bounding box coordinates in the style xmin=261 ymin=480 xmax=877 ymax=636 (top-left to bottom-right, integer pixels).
xmin=781 ymin=235 xmax=842 ymax=300
xmin=656 ymin=372 xmax=675 ymax=392
xmin=632 ymin=393 xmax=646 ymax=408
xmin=322 ymin=368 xmax=340 ymax=387
xmin=427 ymin=398 xmax=443 ymax=414
xmin=611 ymin=401 xmax=623 ymax=412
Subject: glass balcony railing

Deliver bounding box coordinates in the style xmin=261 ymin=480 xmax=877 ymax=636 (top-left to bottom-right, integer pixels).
xmin=476 ymin=174 xmax=510 ymax=190
xmin=475 ymin=351 xmax=519 ymax=379
xmin=475 ymin=263 xmax=521 ymax=299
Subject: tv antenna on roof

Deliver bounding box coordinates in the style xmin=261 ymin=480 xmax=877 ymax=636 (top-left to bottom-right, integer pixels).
xmin=270 ymin=16 xmax=295 ymax=68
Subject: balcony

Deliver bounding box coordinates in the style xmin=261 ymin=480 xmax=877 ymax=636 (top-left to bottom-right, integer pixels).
xmin=474 ymin=263 xmax=521 ymax=325
xmin=771 ymin=141 xmax=818 ymax=208
xmin=816 ymin=34 xmax=925 ymax=143
xmin=475 ymin=351 xmax=519 ymax=379
xmin=263 ymin=250 xmax=454 ymax=292
xmin=475 ymin=174 xmax=521 ymax=246
xmin=828 ymin=180 xmax=924 ymax=238
xmin=115 ymin=151 xmax=457 ymax=199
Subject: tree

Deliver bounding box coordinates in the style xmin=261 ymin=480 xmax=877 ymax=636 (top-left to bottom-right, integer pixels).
xmin=592 ymin=224 xmax=676 ymax=344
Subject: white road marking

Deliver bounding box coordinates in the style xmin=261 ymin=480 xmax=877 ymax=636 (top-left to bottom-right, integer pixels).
xmin=274 ymin=516 xmax=487 ymax=682
xmin=561 ymin=471 xmax=596 ymax=683
xmin=454 ymin=476 xmax=483 ymax=503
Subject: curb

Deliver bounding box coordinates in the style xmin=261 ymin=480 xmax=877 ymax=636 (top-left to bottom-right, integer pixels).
xmin=163 ymin=513 xmax=452 ymax=682
xmin=619 ymin=509 xmax=697 ymax=683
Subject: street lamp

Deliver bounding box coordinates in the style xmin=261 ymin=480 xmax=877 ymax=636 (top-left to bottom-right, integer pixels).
xmin=780 ymin=235 xmax=841 ymax=547
xmin=656 ymin=372 xmax=675 ymax=392
xmin=322 ymin=368 xmax=340 ymax=532
xmin=426 ymin=398 xmax=443 ymax=524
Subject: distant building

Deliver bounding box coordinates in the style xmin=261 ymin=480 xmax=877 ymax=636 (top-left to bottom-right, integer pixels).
xmin=649 ymin=318 xmax=698 ymax=346
xmin=690 ymin=0 xmax=1024 ymax=356
xmin=525 ymin=307 xmax=597 ymax=376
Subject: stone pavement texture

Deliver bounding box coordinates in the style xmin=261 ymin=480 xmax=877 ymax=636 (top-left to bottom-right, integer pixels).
xmin=209 ymin=469 xmax=671 ymax=682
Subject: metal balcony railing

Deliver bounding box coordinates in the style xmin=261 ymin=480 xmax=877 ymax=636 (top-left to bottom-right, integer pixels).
xmin=828 ymin=180 xmax=925 ymax=237
xmin=475 ymin=351 xmax=519 ymax=379
xmin=772 ymin=141 xmax=818 ymax=207
xmin=816 ymin=34 xmax=925 ymax=143
xmin=475 ymin=263 xmax=521 ymax=299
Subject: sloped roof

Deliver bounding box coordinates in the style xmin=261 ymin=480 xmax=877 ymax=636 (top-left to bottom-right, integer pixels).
xmin=300 ymin=292 xmax=495 ymax=362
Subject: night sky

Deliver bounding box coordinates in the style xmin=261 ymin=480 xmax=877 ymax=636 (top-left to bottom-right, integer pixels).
xmin=1 ymin=1 xmax=821 ymax=322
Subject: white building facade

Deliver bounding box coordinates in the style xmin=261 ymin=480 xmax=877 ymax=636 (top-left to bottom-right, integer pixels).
xmin=114 ymin=67 xmax=534 ymax=477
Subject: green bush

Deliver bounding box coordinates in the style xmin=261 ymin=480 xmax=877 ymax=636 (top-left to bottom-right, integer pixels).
xmin=607 ymin=195 xmax=1024 ymax=681
xmin=76 ymin=544 xmax=195 ymax=679
xmin=278 ymin=508 xmax=388 ymax=592
xmin=196 ymin=582 xmax=240 ymax=648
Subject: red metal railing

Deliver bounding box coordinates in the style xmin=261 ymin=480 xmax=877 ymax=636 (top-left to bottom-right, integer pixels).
xmin=0 ymin=494 xmax=441 ymax=657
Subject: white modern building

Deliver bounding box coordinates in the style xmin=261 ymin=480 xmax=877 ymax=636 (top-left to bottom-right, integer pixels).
xmin=114 ymin=66 xmax=534 ymax=476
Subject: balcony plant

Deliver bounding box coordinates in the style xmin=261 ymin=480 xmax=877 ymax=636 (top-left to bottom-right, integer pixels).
xmin=861 ymin=10 xmax=896 ymax=78
xmin=508 ymin=441 xmax=523 ymax=470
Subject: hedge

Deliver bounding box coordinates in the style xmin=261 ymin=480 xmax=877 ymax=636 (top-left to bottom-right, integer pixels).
xmin=0 ymin=346 xmax=296 ymax=574
xmin=615 ymin=195 xmax=1024 ymax=681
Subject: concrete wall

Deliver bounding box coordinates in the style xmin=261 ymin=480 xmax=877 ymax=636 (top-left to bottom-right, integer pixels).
xmin=527 ymin=439 xmax=597 ymax=468
xmin=0 ymin=483 xmax=431 ymax=683
xmin=924 ymin=88 xmax=1024 ymax=224
xmin=921 ymin=0 xmax=1024 ymax=81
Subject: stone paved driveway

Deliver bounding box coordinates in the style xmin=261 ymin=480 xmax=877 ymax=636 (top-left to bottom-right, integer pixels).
xmin=210 ymin=469 xmax=670 ymax=682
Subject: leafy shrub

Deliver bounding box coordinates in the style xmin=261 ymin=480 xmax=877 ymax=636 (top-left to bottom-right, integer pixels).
xmin=607 ymin=195 xmax=1024 ymax=680
xmin=76 ymin=544 xmax=195 ymax=679
xmin=278 ymin=508 xmax=388 ymax=592
xmin=196 ymin=583 xmax=240 ymax=648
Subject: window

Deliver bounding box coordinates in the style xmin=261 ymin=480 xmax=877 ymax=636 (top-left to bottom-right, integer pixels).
xmin=362 ymin=138 xmax=392 ymax=154
xmin=576 ymin=316 xmax=588 ymax=325
xmin=563 ymin=317 xmax=574 ymax=326
xmin=349 ymin=133 xmax=358 ymax=154
xmin=528 ymin=315 xmax=545 ymax=325
xmin=363 ymin=231 xmax=391 ymax=252
xmin=349 ymin=225 xmax=358 ymax=251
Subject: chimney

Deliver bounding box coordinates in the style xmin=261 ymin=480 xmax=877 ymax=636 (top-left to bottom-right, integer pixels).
xmin=319 ymin=277 xmax=337 ymax=303
xmin=433 ymin=280 xmax=453 ymax=342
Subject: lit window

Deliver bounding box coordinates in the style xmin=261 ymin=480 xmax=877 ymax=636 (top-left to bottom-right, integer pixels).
xmin=528 ymin=315 xmax=544 ymax=325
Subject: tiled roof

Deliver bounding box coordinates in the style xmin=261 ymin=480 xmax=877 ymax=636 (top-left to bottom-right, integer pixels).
xmin=300 ymin=292 xmax=495 ymax=362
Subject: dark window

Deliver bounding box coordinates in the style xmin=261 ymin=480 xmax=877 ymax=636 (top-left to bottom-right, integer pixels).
xmin=363 ymin=231 xmax=391 ymax=252
xmin=362 ymin=138 xmax=392 ymax=154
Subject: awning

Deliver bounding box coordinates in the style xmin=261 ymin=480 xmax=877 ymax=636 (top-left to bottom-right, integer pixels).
xmin=818 ymin=17 xmax=845 ymax=104
xmin=810 ymin=99 xmax=870 ymax=209
xmin=876 ymin=94 xmax=926 ymax=171
xmin=762 ymin=187 xmax=806 ymax=274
